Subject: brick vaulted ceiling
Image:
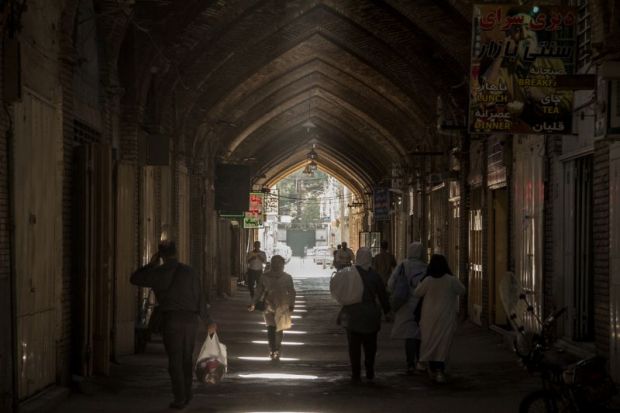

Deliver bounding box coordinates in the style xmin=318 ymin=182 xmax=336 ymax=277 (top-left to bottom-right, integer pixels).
xmin=119 ymin=0 xmax=471 ymax=191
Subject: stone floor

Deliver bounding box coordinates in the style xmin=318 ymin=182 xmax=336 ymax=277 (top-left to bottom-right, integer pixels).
xmin=53 ymin=258 xmax=539 ymax=413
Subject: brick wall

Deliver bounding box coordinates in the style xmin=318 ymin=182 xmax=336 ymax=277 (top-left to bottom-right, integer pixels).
xmin=0 ymin=36 xmax=16 ymax=412
xmin=481 ymin=142 xmax=489 ymax=327
xmin=543 ymin=136 xmax=563 ymax=316
xmin=59 ymin=11 xmax=78 ymax=384
xmin=593 ymin=139 xmax=610 ymax=355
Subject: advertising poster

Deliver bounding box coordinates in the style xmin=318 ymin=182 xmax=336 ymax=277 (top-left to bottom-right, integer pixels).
xmin=374 ymin=188 xmax=390 ymax=221
xmin=249 ymin=192 xmax=264 ymax=214
xmin=469 ymin=5 xmax=576 ymax=134
xmin=244 ymin=192 xmax=265 ymax=229
xmin=264 ymin=189 xmax=279 ymax=215
xmin=243 ymin=212 xmax=263 ymax=229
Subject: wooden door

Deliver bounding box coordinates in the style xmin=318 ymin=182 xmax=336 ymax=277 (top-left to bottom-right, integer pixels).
xmin=468 ymin=186 xmax=484 ymax=325
xmin=13 ymin=90 xmax=63 ymax=397
xmin=609 ymin=143 xmax=620 ymax=381
xmin=177 ymin=166 xmax=190 ymax=263
xmin=142 ymin=166 xmax=158 ymax=264
xmin=491 ymin=188 xmax=508 ymax=326
xmin=114 ymin=163 xmax=137 ymax=356
xmin=75 ymin=144 xmax=113 ymax=376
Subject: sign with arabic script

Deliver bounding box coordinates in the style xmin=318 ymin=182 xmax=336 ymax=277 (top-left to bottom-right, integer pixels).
xmin=374 ymin=188 xmax=390 ymax=221
xmin=264 ymin=189 xmax=279 ymax=215
xmin=248 ymin=192 xmax=264 ymax=215
xmin=469 ymin=5 xmax=576 ymax=134
xmin=244 ymin=192 xmax=265 ymax=229
xmin=243 ymin=211 xmax=263 ymax=229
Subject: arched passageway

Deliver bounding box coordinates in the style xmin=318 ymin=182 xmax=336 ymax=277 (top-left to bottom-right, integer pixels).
xmin=2 ymin=0 xmax=620 ymax=412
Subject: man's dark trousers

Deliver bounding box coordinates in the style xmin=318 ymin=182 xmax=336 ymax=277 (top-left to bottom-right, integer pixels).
xmin=247 ymin=269 xmax=262 ymax=298
xmin=346 ymin=331 xmax=378 ymax=379
xmin=163 ymin=311 xmax=198 ymax=403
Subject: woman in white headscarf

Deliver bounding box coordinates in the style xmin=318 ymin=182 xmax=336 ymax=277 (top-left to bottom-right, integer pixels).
xmin=414 ymin=254 xmax=465 ymax=383
xmin=337 ymin=247 xmax=390 ymax=382
xmin=387 ymin=241 xmax=427 ymax=374
xmin=249 ymin=255 xmax=296 ymax=361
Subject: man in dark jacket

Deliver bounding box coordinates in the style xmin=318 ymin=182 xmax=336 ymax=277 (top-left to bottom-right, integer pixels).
xmin=131 ymin=241 xmax=216 ymax=410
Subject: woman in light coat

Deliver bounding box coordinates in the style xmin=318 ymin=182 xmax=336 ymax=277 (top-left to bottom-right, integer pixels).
xmin=249 ymin=255 xmax=296 ymax=360
xmin=387 ymin=241 xmax=427 ymax=374
xmin=414 ymin=254 xmax=466 ymax=383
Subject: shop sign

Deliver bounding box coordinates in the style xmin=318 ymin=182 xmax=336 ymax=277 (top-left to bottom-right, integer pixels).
xmin=244 ymin=192 xmax=265 ymax=228
xmin=374 ymin=188 xmax=390 ymax=220
xmin=264 ymin=189 xmax=279 ymax=215
xmin=469 ymin=4 xmax=577 ymax=134
xmin=243 ymin=212 xmax=263 ymax=229
xmin=249 ymin=192 xmax=264 ymax=214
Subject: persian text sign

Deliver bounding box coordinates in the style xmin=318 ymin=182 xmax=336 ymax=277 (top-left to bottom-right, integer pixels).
xmin=248 ymin=192 xmax=264 ymax=215
xmin=264 ymin=190 xmax=279 ymax=215
xmin=374 ymin=188 xmax=390 ymax=221
xmin=243 ymin=212 xmax=263 ymax=229
xmin=469 ymin=5 xmax=576 ymax=134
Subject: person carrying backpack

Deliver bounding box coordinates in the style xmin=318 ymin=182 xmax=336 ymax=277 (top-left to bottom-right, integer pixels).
xmin=387 ymin=241 xmax=426 ymax=375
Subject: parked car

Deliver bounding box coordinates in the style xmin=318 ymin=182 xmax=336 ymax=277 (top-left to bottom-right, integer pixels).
xmin=273 ymin=243 xmax=292 ymax=263
xmin=313 ymin=246 xmax=334 ymax=266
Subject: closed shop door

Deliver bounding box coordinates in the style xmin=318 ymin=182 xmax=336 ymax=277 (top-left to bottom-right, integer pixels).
xmin=609 ymin=143 xmax=620 ymax=381
xmin=468 ymin=186 xmax=484 ymax=325
xmin=563 ymin=156 xmax=594 ymax=341
xmin=448 ymin=200 xmax=460 ymax=279
xmin=490 ymin=188 xmax=509 ymax=326
xmin=142 ymin=166 xmax=158 ymax=264
xmin=13 ymin=90 xmax=63 ymax=398
xmin=177 ymin=166 xmax=190 ymax=263
xmin=75 ymin=144 xmax=113 ymax=376
xmin=513 ymin=136 xmax=545 ymax=330
xmin=429 ymin=186 xmax=448 ymax=255
xmin=114 ymin=163 xmax=137 ymax=356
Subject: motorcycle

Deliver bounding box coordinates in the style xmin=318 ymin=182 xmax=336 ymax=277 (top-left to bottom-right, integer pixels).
xmin=499 ymin=273 xmax=617 ymax=412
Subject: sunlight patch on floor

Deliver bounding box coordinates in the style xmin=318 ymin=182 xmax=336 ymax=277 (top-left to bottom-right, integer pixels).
xmin=238 ymin=373 xmax=319 ymax=380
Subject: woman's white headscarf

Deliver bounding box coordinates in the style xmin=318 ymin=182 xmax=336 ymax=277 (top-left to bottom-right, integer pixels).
xmin=355 ymin=247 xmax=373 ymax=271
xmin=407 ymin=242 xmax=423 ymax=260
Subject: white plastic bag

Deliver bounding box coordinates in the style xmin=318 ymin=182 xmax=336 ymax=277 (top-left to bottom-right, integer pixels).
xmin=195 ymin=333 xmax=227 ymax=384
xmin=330 ymin=266 xmax=363 ymax=305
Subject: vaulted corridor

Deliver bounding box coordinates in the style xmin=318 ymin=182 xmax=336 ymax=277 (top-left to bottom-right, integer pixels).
xmin=1 ymin=1 xmax=620 ymax=412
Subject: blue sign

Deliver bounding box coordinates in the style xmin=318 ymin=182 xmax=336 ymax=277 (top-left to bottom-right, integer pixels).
xmin=374 ymin=188 xmax=390 ymax=220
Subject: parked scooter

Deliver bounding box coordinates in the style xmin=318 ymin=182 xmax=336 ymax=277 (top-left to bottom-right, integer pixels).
xmin=499 ymin=273 xmax=617 ymax=412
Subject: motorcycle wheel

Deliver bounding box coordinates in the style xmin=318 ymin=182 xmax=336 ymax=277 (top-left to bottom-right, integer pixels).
xmin=519 ymin=390 xmax=566 ymax=413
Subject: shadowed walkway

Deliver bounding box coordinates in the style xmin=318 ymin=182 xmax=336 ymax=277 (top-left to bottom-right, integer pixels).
xmin=53 ymin=259 xmax=538 ymax=413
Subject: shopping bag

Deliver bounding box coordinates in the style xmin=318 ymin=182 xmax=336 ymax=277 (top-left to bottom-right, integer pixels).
xmin=195 ymin=332 xmax=227 ymax=384
xmin=330 ymin=265 xmax=363 ymax=305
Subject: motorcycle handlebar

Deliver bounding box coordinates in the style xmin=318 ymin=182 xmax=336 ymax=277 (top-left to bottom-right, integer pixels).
xmin=543 ymin=307 xmax=567 ymax=328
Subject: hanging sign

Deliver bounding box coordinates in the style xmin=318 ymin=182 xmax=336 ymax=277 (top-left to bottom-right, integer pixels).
xmin=244 ymin=192 xmax=265 ymax=228
xmin=249 ymin=192 xmax=264 ymax=215
xmin=469 ymin=5 xmax=577 ymax=134
xmin=374 ymin=188 xmax=390 ymax=221
xmin=264 ymin=189 xmax=279 ymax=215
xmin=243 ymin=212 xmax=263 ymax=229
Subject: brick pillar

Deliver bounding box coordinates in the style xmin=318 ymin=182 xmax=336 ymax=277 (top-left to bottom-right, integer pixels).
xmin=481 ymin=140 xmax=489 ymax=326
xmin=593 ymin=139 xmax=610 ymax=355
xmin=190 ymin=163 xmax=206 ymax=289
xmin=0 ymin=36 xmax=16 ymax=413
xmin=459 ymin=132 xmax=471 ymax=317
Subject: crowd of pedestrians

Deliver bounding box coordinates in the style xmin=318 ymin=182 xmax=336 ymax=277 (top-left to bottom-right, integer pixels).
xmin=337 ymin=241 xmax=466 ymax=384
xmin=132 ymin=237 xmax=465 ymax=409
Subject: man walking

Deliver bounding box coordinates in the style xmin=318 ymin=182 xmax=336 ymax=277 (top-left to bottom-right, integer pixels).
xmin=246 ymin=240 xmax=267 ymax=299
xmin=334 ymin=241 xmax=355 ymax=270
xmin=131 ymin=240 xmax=216 ymax=410
xmin=373 ymin=240 xmax=397 ymax=286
